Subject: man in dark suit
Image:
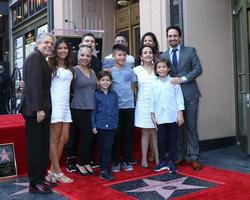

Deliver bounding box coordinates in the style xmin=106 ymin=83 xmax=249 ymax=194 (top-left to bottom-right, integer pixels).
xmin=160 ymin=26 xmax=202 ymax=170
xmin=19 ymin=32 xmax=55 ymax=194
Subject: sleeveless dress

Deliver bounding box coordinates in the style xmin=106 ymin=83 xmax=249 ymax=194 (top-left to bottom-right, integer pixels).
xmin=50 ymin=67 xmax=73 ymax=123
xmin=133 ymin=65 xmax=157 ymax=128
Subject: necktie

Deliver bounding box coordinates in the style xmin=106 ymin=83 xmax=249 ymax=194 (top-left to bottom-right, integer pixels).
xmin=172 ymin=49 xmax=178 ymax=70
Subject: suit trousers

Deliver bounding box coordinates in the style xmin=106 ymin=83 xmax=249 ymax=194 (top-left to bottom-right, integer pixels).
xmin=157 ymin=123 xmax=178 ymax=163
xmin=112 ymin=108 xmax=134 ymax=164
xmin=177 ymin=98 xmax=199 ymax=161
xmin=97 ymin=129 xmax=116 ymax=171
xmin=24 ymin=116 xmax=50 ymax=186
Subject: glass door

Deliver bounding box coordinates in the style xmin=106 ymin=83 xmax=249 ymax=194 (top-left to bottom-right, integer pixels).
xmin=233 ymin=0 xmax=250 ymax=154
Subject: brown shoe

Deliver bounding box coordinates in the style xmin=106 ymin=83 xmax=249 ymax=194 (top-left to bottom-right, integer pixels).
xmin=175 ymin=159 xmax=185 ymax=165
xmin=191 ymin=160 xmax=202 ymax=170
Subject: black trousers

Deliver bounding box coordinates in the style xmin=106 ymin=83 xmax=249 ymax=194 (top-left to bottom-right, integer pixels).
xmin=69 ymin=109 xmax=93 ymax=165
xmin=157 ymin=122 xmax=178 ymax=163
xmin=24 ymin=116 xmax=50 ymax=186
xmin=112 ymin=108 xmax=134 ymax=164
xmin=97 ymin=129 xmax=116 ymax=171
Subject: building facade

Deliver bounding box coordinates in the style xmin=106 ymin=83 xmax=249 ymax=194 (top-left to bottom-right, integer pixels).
xmin=8 ymin=0 xmax=250 ymax=153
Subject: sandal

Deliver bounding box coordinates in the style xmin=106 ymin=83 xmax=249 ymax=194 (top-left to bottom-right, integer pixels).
xmin=141 ymin=163 xmax=149 ymax=168
xmin=53 ymin=172 xmax=74 ymax=183
xmin=45 ymin=170 xmax=57 ymax=183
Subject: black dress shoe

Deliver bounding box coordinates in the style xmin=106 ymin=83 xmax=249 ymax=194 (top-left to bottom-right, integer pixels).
xmin=29 ymin=183 xmax=53 ymax=194
xmin=42 ymin=180 xmax=57 ymax=188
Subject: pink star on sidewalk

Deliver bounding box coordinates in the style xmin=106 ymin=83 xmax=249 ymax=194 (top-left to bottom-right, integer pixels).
xmin=126 ymin=177 xmax=206 ymax=199
xmin=0 ymin=148 xmax=11 ymax=162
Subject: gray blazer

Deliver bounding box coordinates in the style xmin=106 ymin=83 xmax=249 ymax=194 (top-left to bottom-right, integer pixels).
xmin=160 ymin=46 xmax=202 ymax=101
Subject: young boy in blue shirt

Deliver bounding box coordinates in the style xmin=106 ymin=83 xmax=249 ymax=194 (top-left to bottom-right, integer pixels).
xmin=110 ymin=44 xmax=136 ymax=173
xmin=92 ymin=71 xmax=119 ymax=181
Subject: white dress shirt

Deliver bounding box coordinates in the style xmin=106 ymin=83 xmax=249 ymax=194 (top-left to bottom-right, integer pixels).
xmin=150 ymin=75 xmax=185 ymax=124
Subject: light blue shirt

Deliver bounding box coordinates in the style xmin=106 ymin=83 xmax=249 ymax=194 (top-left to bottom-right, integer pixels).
xmin=150 ymin=75 xmax=184 ymax=124
xmin=111 ymin=65 xmax=136 ymax=109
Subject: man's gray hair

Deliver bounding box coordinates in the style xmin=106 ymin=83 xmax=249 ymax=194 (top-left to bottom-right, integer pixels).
xmin=36 ymin=32 xmax=55 ymax=45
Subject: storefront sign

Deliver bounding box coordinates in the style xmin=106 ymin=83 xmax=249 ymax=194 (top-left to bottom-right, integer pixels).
xmin=12 ymin=0 xmax=47 ymax=26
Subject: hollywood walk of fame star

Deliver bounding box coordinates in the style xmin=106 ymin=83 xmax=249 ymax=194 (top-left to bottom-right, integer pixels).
xmin=126 ymin=177 xmax=206 ymax=199
xmin=0 ymin=148 xmax=11 ymax=163
xmin=10 ymin=182 xmax=29 ymax=197
xmin=9 ymin=180 xmax=61 ymax=197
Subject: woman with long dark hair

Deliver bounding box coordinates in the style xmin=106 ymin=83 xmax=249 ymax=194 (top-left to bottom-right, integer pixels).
xmin=46 ymin=38 xmax=74 ymax=183
xmin=135 ymin=32 xmax=161 ymax=67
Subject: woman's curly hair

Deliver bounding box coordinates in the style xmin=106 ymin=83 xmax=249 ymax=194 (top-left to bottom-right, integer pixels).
xmin=48 ymin=37 xmax=74 ymax=77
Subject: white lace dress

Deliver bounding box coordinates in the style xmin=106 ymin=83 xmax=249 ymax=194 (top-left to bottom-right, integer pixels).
xmin=133 ymin=65 xmax=157 ymax=128
xmin=50 ymin=67 xmax=73 ymax=123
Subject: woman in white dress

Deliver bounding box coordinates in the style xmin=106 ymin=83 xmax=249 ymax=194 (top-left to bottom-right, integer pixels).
xmin=47 ymin=38 xmax=74 ymax=183
xmin=133 ymin=46 xmax=159 ymax=168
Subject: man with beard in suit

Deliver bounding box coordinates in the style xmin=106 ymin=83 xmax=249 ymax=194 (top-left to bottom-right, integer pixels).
xmin=160 ymin=26 xmax=202 ymax=170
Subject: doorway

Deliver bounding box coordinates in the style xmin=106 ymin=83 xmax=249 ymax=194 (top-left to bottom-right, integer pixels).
xmin=233 ymin=0 xmax=250 ymax=154
xmin=114 ymin=1 xmax=140 ymax=56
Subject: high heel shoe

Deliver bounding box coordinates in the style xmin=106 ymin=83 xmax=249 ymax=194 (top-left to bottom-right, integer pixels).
xmin=76 ymin=164 xmax=90 ymax=176
xmin=84 ymin=164 xmax=95 ymax=174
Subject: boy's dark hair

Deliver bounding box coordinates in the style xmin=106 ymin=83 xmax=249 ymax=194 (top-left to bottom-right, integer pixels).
xmin=112 ymin=44 xmax=127 ymax=53
xmin=166 ymin=26 xmax=182 ymax=37
xmin=82 ymin=32 xmax=96 ymax=40
xmin=97 ymin=70 xmax=112 ymax=81
xmin=154 ymin=59 xmax=171 ymax=76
